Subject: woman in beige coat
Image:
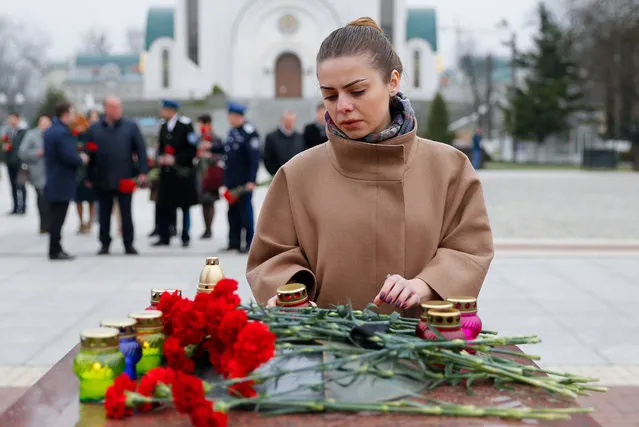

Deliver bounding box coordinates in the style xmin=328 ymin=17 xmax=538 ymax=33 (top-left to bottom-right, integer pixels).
xmin=247 ymin=18 xmax=494 ymax=316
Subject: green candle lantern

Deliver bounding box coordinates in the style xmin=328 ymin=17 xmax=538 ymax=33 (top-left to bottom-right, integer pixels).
xmin=72 ymin=327 xmax=125 ymax=402
xmin=129 ymin=310 xmax=165 ymax=376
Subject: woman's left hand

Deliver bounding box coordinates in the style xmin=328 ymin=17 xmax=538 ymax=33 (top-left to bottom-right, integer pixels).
xmin=373 ymin=275 xmax=434 ymax=310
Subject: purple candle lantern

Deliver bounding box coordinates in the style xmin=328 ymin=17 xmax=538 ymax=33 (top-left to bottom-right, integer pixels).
xmin=446 ymin=296 xmax=482 ymax=340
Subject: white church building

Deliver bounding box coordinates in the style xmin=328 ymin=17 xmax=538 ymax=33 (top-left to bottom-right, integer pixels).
xmin=142 ymin=0 xmax=439 ymax=101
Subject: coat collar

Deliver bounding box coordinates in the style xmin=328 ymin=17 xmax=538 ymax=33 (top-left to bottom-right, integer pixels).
xmin=326 ymin=127 xmax=418 ymax=181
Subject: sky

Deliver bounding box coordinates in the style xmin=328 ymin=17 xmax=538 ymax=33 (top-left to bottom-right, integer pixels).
xmin=3 ymin=0 xmax=542 ymax=69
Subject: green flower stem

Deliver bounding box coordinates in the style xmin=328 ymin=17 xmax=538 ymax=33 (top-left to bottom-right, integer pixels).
xmin=223 ymin=398 xmax=591 ymax=421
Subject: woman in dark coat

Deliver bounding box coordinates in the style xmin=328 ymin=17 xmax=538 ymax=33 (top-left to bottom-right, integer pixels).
xmin=73 ymin=113 xmax=97 ymax=234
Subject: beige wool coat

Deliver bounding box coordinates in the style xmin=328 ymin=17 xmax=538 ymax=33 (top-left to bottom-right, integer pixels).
xmin=246 ymin=128 xmax=494 ymax=316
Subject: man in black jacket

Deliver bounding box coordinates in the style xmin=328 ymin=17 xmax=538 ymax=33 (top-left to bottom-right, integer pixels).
xmin=87 ymin=96 xmax=148 ymax=255
xmin=263 ymin=110 xmax=304 ymax=176
xmin=302 ymin=103 xmax=327 ymax=150
xmin=153 ymin=99 xmax=198 ymax=247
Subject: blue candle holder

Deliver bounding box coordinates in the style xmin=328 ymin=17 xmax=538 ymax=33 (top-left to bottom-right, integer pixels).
xmin=100 ymin=318 xmax=142 ymax=380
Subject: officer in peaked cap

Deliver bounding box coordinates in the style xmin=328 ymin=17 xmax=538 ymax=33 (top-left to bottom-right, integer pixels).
xmin=153 ymin=99 xmax=199 ymax=247
xmin=222 ymin=100 xmax=261 ymax=253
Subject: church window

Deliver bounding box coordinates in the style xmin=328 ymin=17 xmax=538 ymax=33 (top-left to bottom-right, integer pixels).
xmin=161 ymin=49 xmax=170 ymax=88
xmin=186 ymin=0 xmax=199 ymax=64
xmin=413 ymin=49 xmax=421 ymax=89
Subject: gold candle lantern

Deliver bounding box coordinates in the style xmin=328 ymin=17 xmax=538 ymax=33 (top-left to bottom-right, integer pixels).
xmin=276 ymin=283 xmax=310 ymax=307
xmin=198 ymin=257 xmax=224 ymax=294
xmin=420 ymin=300 xmax=454 ymax=315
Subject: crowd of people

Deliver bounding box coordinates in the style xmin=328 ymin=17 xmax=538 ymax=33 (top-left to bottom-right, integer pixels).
xmin=1 ymin=97 xmax=328 ymax=260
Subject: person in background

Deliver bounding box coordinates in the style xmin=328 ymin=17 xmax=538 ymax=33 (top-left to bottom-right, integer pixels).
xmin=43 ymin=103 xmax=89 ymax=260
xmin=73 ymin=114 xmax=96 ymax=234
xmin=263 ymin=110 xmax=305 ymax=176
xmin=18 ymin=115 xmax=52 ymax=234
xmin=87 ymin=96 xmax=148 ymax=255
xmin=196 ymin=114 xmax=224 ymax=240
xmin=471 ymin=128 xmax=483 ymax=170
xmin=302 ymin=103 xmax=327 ymax=150
xmin=153 ymin=99 xmax=198 ymax=247
xmin=2 ymin=112 xmax=28 ymax=214
xmin=222 ymin=101 xmax=261 ymax=253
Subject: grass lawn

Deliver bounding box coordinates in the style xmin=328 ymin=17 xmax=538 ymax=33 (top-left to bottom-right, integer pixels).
xmin=484 ymin=161 xmax=634 ymax=171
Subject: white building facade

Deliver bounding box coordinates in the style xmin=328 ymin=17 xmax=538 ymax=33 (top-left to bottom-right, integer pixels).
xmin=142 ymin=0 xmax=439 ymax=101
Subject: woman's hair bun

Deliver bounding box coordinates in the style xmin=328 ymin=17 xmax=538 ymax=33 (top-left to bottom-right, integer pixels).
xmin=347 ymin=17 xmax=384 ymax=33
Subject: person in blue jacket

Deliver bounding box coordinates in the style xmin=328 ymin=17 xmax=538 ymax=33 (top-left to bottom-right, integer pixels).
xmin=223 ymin=101 xmax=261 ymax=253
xmin=43 ymin=103 xmax=89 ymax=260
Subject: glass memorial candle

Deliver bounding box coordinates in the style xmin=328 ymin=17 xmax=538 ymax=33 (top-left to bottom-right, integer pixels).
xmin=198 ymin=256 xmax=224 ymax=294
xmin=147 ymin=288 xmax=182 ymax=310
xmin=276 ymin=283 xmax=310 ymax=308
xmin=446 ymin=296 xmax=482 ymax=340
xmin=73 ymin=327 xmax=125 ymax=402
xmin=416 ymin=308 xmax=467 ymax=341
xmin=100 ymin=318 xmax=142 ymax=380
xmin=129 ymin=310 xmax=165 ymax=376
xmin=420 ymin=300 xmax=454 ymax=314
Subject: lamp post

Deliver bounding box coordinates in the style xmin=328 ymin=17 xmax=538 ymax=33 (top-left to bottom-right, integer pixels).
xmin=14 ymin=93 xmax=25 ymax=115
xmin=497 ymin=19 xmax=518 ymax=162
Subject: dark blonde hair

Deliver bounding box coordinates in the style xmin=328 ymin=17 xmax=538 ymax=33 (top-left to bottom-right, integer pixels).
xmin=317 ymin=17 xmax=403 ymax=81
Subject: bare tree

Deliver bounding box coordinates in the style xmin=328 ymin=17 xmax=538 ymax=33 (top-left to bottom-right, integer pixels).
xmin=79 ymin=28 xmax=112 ymax=56
xmin=457 ymin=39 xmax=496 ymax=135
xmin=126 ymin=27 xmax=145 ymax=54
xmin=568 ymin=0 xmax=639 ymax=139
xmin=0 ymin=16 xmax=48 ymax=109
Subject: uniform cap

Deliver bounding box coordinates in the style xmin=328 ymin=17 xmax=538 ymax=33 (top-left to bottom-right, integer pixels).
xmin=227 ymin=101 xmax=247 ymax=115
xmin=161 ymin=99 xmax=180 ymax=110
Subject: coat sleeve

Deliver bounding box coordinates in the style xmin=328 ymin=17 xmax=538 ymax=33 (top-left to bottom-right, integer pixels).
xmin=175 ymin=122 xmax=196 ymax=166
xmin=247 ymin=132 xmax=260 ymax=183
xmin=416 ymin=156 xmax=494 ymax=300
xmin=18 ymin=131 xmax=41 ymax=163
xmin=263 ymin=133 xmax=278 ymax=176
xmin=246 ymin=169 xmax=316 ymax=304
xmin=132 ymin=123 xmax=148 ymax=174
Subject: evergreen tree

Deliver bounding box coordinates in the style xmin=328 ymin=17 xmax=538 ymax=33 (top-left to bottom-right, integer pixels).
xmin=33 ymin=87 xmax=68 ymax=126
xmin=506 ymin=2 xmax=583 ymax=145
xmin=425 ymin=92 xmax=455 ymax=144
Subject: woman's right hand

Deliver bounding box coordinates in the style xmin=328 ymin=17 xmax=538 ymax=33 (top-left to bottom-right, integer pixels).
xmin=266 ymin=295 xmax=278 ymax=308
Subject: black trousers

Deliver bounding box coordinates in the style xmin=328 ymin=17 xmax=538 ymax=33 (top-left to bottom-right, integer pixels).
xmin=158 ymin=204 xmax=189 ymax=243
xmin=7 ymin=164 xmax=26 ymax=213
xmin=49 ymin=201 xmax=69 ymax=255
xmin=98 ymin=190 xmax=134 ymax=247
xmin=227 ymin=193 xmax=254 ymax=250
xmin=36 ymin=188 xmax=50 ymax=231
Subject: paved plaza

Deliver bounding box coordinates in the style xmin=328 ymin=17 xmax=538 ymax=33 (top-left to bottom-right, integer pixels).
xmin=0 ymin=169 xmax=638 ymax=414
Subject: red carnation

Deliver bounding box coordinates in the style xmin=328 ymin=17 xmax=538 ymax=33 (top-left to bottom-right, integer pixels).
xmin=189 ymin=401 xmax=229 ymax=427
xmin=164 ymin=336 xmax=195 ymax=374
xmin=228 ymin=380 xmax=257 ymax=399
xmin=157 ymin=290 xmax=184 ymax=335
xmin=223 ymin=189 xmax=239 ymax=205
xmin=171 ymin=371 xmax=206 ymax=414
xmin=118 ymin=178 xmax=136 ymax=194
xmin=137 ymin=367 xmax=175 ymax=412
xmin=228 ymin=322 xmax=276 ymax=377
xmin=71 ymin=129 xmax=80 ymax=136
xmin=104 ymin=373 xmax=136 ymax=419
xmin=172 ymin=299 xmax=207 ymax=346
xmin=165 ymin=145 xmax=175 ymax=155
xmin=218 ymin=310 xmax=248 ymax=347
xmin=85 ymin=141 xmax=98 ymax=152
xmin=2 ymin=134 xmax=8 ymax=142
xmin=203 ymin=338 xmax=226 ymax=374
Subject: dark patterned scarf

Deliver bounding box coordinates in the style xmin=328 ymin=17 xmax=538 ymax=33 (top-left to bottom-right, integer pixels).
xmin=326 ymin=92 xmax=416 ymax=143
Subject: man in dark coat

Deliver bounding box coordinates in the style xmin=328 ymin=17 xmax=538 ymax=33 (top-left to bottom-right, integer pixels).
xmin=87 ymin=96 xmax=148 ymax=255
xmin=221 ymin=101 xmax=261 ymax=253
xmin=263 ymin=110 xmax=305 ymax=176
xmin=153 ymin=99 xmax=198 ymax=247
xmin=302 ymin=103 xmax=327 ymax=150
xmin=43 ymin=103 xmax=89 ymax=260
xmin=2 ymin=112 xmax=28 ymax=214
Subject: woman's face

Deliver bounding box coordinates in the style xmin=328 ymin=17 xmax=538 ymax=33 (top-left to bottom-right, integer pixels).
xmin=318 ymin=55 xmax=400 ymax=140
